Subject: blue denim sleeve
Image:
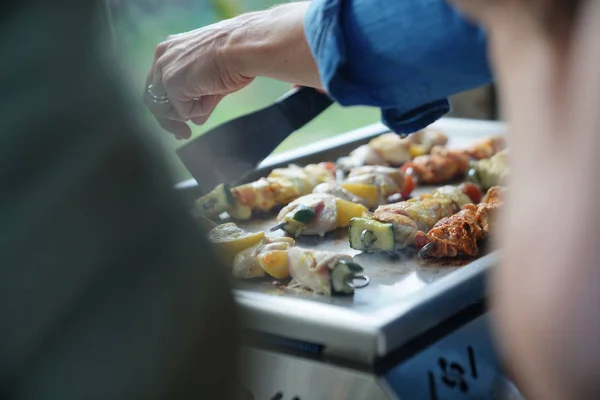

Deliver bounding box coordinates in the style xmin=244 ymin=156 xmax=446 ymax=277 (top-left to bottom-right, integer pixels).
xmin=304 ymin=0 xmax=492 ymax=134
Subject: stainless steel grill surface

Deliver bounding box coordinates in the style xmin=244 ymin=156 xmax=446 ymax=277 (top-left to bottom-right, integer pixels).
xmin=192 ymin=118 xmax=507 ymax=365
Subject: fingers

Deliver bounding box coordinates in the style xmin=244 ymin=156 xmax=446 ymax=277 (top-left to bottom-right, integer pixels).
xmin=144 ymin=38 xmax=223 ymax=138
xmin=188 ymin=95 xmax=224 ymax=125
xmin=156 ymin=116 xmax=192 ymax=140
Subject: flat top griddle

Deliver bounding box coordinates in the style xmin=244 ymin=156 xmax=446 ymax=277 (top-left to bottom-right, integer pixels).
xmin=202 ymin=118 xmax=506 ymax=365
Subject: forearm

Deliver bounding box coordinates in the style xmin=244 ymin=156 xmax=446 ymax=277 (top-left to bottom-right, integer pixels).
xmin=228 ymin=2 xmax=322 ymax=88
xmin=488 ymin=16 xmax=600 ymax=397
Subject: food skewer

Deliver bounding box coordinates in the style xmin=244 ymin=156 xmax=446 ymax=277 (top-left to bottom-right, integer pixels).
xmin=314 ymin=165 xmax=415 ymax=208
xmin=271 ymin=165 xmax=416 ymax=237
xmin=401 ymin=135 xmax=507 ymax=185
xmin=337 ymin=128 xmax=449 ymax=171
xmin=272 ymin=193 xmax=369 ymax=237
xmin=195 ymin=162 xmax=336 ymax=220
xmin=207 ymin=222 xmax=368 ymax=296
xmin=348 ymin=183 xmax=482 ymax=253
xmin=415 ymin=186 xmax=506 ymax=258
xmin=286 ymin=247 xmax=368 ymax=296
xmin=235 ymin=239 xmax=367 ymax=296
xmin=464 ymin=135 xmax=507 ymax=160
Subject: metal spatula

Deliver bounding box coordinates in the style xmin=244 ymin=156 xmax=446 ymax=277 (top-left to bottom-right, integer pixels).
xmin=176 ymin=86 xmax=333 ymax=193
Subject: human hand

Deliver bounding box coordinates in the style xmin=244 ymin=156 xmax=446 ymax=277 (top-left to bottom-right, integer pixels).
xmin=144 ymin=2 xmax=321 ymax=140
xmin=143 ymin=15 xmax=257 ymax=139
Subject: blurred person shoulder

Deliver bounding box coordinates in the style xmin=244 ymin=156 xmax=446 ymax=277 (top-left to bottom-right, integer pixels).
xmin=0 ymin=1 xmax=240 ymax=399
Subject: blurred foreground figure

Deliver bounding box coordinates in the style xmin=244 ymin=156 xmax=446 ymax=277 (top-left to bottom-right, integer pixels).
xmin=451 ymin=0 xmax=600 ymax=399
xmin=0 ymin=1 xmax=239 ymax=399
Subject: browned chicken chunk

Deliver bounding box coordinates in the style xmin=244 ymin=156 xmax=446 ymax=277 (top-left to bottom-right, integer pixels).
xmin=414 ymin=186 xmax=506 ymax=258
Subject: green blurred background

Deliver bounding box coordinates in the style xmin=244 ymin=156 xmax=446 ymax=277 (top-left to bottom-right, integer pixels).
xmin=109 ymin=0 xmax=380 ymax=182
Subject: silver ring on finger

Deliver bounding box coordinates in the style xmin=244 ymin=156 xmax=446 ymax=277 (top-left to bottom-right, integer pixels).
xmin=147 ymin=84 xmax=170 ymax=104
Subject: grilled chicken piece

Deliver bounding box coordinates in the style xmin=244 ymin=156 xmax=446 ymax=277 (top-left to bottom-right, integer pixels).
xmin=369 ymin=130 xmax=450 ymax=165
xmin=401 ymin=136 xmax=507 ymax=185
xmin=312 ymin=181 xmax=370 ymax=206
xmin=313 ymin=166 xmax=415 ymax=207
xmin=465 ymin=135 xmax=507 ymax=160
xmin=276 ymin=193 xmax=338 ymax=237
xmin=412 ymin=129 xmax=450 ymax=153
xmin=344 ymin=172 xmax=402 ymax=199
xmin=349 ymin=183 xmax=481 ymax=252
xmin=375 ymin=196 xmax=460 ymax=233
xmin=275 ymin=193 xmax=368 ymax=237
xmin=269 ymin=163 xmax=336 ymax=187
xmin=337 ymin=144 xmax=388 ymax=171
xmin=232 ymin=237 xmax=296 ymax=279
xmin=367 ymin=133 xmax=413 ymax=165
xmin=475 ymin=186 xmax=505 ymax=235
xmin=414 ymin=186 xmax=506 ymax=258
xmin=347 ymin=165 xmax=406 ymax=188
xmin=287 ymin=247 xmax=364 ymax=296
xmin=336 ymin=129 xmax=449 ymax=171
xmin=194 ymin=162 xmax=335 ymax=221
xmin=231 ymin=177 xmax=309 ymax=213
xmin=371 ymin=184 xmax=472 ymax=234
xmin=232 ymin=162 xmax=335 ymax=211
xmin=402 ymin=146 xmax=471 ymax=184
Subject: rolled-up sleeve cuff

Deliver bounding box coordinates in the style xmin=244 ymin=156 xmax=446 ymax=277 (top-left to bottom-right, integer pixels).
xmin=382 ymin=100 xmax=450 ymax=135
xmin=304 ymin=0 xmax=451 ymax=133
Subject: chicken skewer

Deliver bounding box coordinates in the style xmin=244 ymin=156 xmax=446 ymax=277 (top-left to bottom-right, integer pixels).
xmin=414 ymin=186 xmax=506 ymax=258
xmin=348 ymin=183 xmax=482 ymax=252
xmin=336 ymin=128 xmax=449 ymax=171
xmin=465 ymin=135 xmax=507 ymax=160
xmin=271 ymin=163 xmax=415 ymax=238
xmin=286 ymin=247 xmax=368 ymax=296
xmin=195 ymin=162 xmax=336 ymax=220
xmin=232 ymin=236 xmax=367 ymax=296
xmin=313 ymin=165 xmax=415 ymax=208
xmin=401 ymin=135 xmax=507 ymax=185
xmin=272 ymin=193 xmax=368 ymax=237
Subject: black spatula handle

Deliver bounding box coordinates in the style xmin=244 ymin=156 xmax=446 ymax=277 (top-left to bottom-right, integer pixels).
xmin=275 ymin=86 xmax=334 ymax=130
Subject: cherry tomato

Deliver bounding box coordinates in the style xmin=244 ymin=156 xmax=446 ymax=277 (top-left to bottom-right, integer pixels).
xmin=401 ymin=175 xmax=415 ymax=198
xmin=319 ymin=161 xmax=336 ymax=173
xmin=400 ymin=163 xmax=411 ymax=174
xmin=460 ymin=182 xmax=483 ymax=204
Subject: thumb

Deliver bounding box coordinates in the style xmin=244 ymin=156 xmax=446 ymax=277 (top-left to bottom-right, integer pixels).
xmin=190 ymin=94 xmax=225 ymax=126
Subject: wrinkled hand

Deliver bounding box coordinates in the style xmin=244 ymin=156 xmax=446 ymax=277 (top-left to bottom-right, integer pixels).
xmin=144 ymin=3 xmax=320 ymax=140
xmin=144 ymin=17 xmax=256 ymax=139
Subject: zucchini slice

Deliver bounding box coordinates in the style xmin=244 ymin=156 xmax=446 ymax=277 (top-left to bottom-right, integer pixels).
xmin=348 ymin=217 xmax=395 ymax=252
xmin=195 ymin=184 xmax=233 ymax=218
xmin=291 ymin=205 xmax=317 ymax=224
xmin=331 ymin=260 xmax=364 ymax=295
xmin=276 ymin=205 xmax=316 ymax=237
